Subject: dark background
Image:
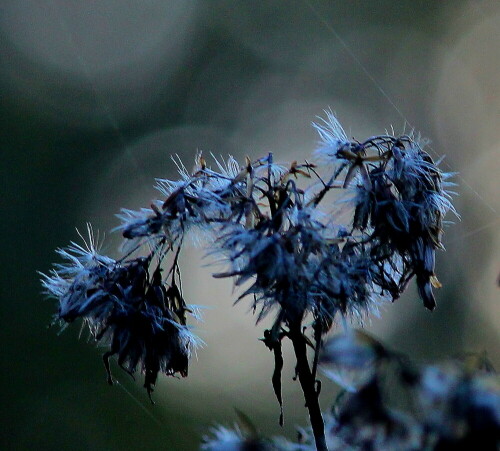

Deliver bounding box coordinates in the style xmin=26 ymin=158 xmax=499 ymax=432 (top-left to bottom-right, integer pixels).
xmin=1 ymin=1 xmax=499 ymax=450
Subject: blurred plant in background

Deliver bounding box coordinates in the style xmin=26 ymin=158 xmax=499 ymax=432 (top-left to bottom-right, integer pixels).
xmin=203 ymin=330 xmax=500 ymax=450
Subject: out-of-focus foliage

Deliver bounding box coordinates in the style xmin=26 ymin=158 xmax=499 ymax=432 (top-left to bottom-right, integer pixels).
xmin=203 ymin=330 xmax=499 ymax=450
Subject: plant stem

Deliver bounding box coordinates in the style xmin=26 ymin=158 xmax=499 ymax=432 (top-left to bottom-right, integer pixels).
xmin=290 ymin=323 xmax=328 ymax=451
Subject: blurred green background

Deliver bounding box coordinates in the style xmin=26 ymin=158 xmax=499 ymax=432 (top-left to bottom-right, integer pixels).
xmin=1 ymin=1 xmax=499 ymax=449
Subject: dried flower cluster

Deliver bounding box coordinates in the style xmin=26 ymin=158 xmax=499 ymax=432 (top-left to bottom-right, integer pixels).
xmin=202 ymin=331 xmax=500 ymax=451
xmin=41 ymin=112 xmax=461 ymax=449
xmin=40 ymin=228 xmax=202 ymax=400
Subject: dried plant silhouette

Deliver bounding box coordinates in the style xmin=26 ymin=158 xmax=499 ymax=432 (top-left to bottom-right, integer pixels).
xmin=41 ymin=112 xmax=499 ymax=451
